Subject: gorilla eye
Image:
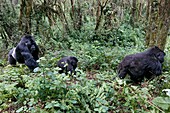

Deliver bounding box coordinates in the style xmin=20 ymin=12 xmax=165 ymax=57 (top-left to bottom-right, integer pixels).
xmin=25 ymin=41 xmax=31 ymax=46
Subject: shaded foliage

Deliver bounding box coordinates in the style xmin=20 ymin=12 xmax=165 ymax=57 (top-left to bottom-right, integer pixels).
xmin=0 ymin=0 xmax=170 ymax=112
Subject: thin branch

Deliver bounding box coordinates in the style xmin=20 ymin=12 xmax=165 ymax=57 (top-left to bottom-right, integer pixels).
xmin=146 ymin=100 xmax=165 ymax=113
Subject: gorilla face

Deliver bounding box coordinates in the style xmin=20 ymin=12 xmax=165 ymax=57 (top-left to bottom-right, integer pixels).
xmin=156 ymin=52 xmax=165 ymax=63
xmin=149 ymin=46 xmax=165 ymax=63
xmin=19 ymin=35 xmax=38 ymax=51
xmin=25 ymin=40 xmax=32 ymax=48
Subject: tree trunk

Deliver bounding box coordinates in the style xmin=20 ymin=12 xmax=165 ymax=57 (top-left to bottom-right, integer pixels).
xmin=18 ymin=0 xmax=25 ymax=31
xmin=95 ymin=0 xmax=109 ymax=31
xmin=130 ymin=0 xmax=137 ymax=27
xmin=57 ymin=1 xmax=70 ymax=34
xmin=146 ymin=0 xmax=150 ymax=21
xmin=18 ymin=0 xmax=33 ymax=34
xmin=145 ymin=0 xmax=170 ymax=50
xmin=25 ymin=0 xmax=33 ymax=34
xmin=70 ymin=0 xmax=82 ymax=31
xmin=44 ymin=0 xmax=55 ymax=26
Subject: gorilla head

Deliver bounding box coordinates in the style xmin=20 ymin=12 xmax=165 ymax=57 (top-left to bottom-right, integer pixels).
xmin=8 ymin=35 xmax=39 ymax=71
xmin=146 ymin=46 xmax=165 ymax=63
xmin=57 ymin=56 xmax=78 ymax=75
xmin=117 ymin=46 xmax=165 ymax=83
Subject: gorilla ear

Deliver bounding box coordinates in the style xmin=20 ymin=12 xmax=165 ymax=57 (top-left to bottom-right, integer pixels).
xmin=153 ymin=46 xmax=159 ymax=49
xmin=154 ymin=46 xmax=157 ymax=48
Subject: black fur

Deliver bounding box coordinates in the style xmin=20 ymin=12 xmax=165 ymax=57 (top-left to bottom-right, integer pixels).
xmin=57 ymin=56 xmax=78 ymax=75
xmin=118 ymin=46 xmax=165 ymax=83
xmin=8 ymin=35 xmax=39 ymax=71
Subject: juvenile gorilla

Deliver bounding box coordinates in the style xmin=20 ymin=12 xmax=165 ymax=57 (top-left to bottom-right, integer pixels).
xmin=118 ymin=46 xmax=165 ymax=83
xmin=8 ymin=35 xmax=39 ymax=71
xmin=57 ymin=56 xmax=78 ymax=75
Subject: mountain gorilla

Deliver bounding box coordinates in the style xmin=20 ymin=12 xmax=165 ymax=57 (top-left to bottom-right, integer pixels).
xmin=118 ymin=46 xmax=165 ymax=83
xmin=8 ymin=35 xmax=39 ymax=71
xmin=57 ymin=56 xmax=78 ymax=75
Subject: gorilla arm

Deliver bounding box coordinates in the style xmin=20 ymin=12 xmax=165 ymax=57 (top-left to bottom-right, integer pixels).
xmin=30 ymin=42 xmax=39 ymax=61
xmin=118 ymin=55 xmax=134 ymax=79
xmin=147 ymin=59 xmax=162 ymax=76
xmin=19 ymin=45 xmax=38 ymax=71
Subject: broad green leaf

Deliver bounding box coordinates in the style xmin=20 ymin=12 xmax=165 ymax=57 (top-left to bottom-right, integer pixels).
xmin=152 ymin=97 xmax=170 ymax=110
xmin=16 ymin=107 xmax=24 ymax=113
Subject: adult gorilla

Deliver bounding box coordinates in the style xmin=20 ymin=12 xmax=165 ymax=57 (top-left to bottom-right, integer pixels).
xmin=8 ymin=35 xmax=39 ymax=71
xmin=118 ymin=46 xmax=165 ymax=83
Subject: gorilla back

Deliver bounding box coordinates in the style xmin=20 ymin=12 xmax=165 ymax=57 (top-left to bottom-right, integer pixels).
xmin=8 ymin=35 xmax=39 ymax=71
xmin=118 ymin=46 xmax=165 ymax=83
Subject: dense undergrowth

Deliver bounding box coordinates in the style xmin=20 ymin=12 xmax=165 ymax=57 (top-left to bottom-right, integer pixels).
xmin=0 ymin=28 xmax=170 ymax=112
xmin=0 ymin=4 xmax=170 ymax=111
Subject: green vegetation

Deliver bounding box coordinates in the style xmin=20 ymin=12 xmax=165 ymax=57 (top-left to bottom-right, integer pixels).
xmin=0 ymin=0 xmax=170 ymax=112
xmin=0 ymin=32 xmax=170 ymax=112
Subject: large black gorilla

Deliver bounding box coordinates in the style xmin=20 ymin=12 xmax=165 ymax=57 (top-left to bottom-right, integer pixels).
xmin=8 ymin=35 xmax=39 ymax=71
xmin=57 ymin=56 xmax=78 ymax=75
xmin=118 ymin=46 xmax=165 ymax=83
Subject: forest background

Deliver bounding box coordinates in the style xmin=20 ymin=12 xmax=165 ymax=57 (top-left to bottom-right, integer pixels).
xmin=0 ymin=0 xmax=170 ymax=112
